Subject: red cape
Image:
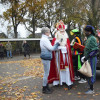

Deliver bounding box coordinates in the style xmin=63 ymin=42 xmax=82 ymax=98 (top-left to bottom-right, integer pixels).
xmin=48 ymin=38 xmax=74 ymax=84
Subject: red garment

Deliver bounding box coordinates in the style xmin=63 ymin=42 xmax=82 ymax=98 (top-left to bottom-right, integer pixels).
xmin=48 ymin=38 xmax=74 ymax=84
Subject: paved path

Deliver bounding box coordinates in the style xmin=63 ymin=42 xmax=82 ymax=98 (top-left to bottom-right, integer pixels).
xmin=0 ymin=54 xmax=100 ymax=100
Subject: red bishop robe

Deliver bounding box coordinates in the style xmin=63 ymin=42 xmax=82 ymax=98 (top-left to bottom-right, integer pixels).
xmin=48 ymin=38 xmax=74 ymax=84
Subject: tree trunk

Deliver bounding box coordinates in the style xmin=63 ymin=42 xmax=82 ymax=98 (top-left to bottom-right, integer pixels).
xmin=32 ymin=16 xmax=35 ymax=38
xmin=66 ymin=22 xmax=70 ymax=34
xmin=14 ymin=26 xmax=18 ymax=38
xmin=32 ymin=28 xmax=35 ymax=38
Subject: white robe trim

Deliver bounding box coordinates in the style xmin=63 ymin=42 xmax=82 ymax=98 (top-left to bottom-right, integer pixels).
xmin=53 ymin=50 xmax=73 ymax=86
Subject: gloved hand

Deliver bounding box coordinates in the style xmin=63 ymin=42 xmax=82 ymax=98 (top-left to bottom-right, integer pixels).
xmin=56 ymin=39 xmax=62 ymax=46
xmin=81 ymin=56 xmax=87 ymax=63
xmin=70 ymin=39 xmax=75 ymax=46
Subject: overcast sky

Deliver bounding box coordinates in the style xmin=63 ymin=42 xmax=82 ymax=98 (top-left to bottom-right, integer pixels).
xmin=0 ymin=3 xmax=41 ymax=38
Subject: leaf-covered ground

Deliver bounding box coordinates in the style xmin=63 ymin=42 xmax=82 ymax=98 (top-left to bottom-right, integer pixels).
xmin=0 ymin=57 xmax=100 ymax=100
xmin=0 ymin=58 xmax=43 ymax=100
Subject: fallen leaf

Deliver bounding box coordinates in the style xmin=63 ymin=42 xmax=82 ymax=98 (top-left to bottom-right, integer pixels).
xmin=64 ymin=88 xmax=68 ymax=91
xmin=68 ymin=93 xmax=72 ymax=95
xmin=77 ymin=92 xmax=82 ymax=95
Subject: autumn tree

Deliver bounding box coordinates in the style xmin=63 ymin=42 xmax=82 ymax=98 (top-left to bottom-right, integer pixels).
xmin=37 ymin=0 xmax=86 ymax=37
xmin=23 ymin=0 xmax=47 ymax=38
xmin=0 ymin=32 xmax=7 ymax=38
xmin=1 ymin=0 xmax=99 ymax=38
xmin=2 ymin=0 xmax=26 ymax=38
xmin=37 ymin=0 xmax=61 ymax=37
xmin=63 ymin=0 xmax=100 ymax=30
xmin=61 ymin=0 xmax=87 ymax=31
xmin=85 ymin=0 xmax=100 ymax=29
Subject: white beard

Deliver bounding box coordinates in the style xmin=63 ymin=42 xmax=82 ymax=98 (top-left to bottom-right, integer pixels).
xmin=55 ymin=31 xmax=69 ymax=46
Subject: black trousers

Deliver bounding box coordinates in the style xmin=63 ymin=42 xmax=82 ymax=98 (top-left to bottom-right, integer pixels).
xmin=0 ymin=52 xmax=4 ymax=59
xmin=87 ymin=77 xmax=93 ymax=90
xmin=24 ymin=51 xmax=30 ymax=57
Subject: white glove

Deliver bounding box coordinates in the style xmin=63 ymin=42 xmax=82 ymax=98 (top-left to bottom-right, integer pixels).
xmin=81 ymin=56 xmax=85 ymax=63
xmin=70 ymin=39 xmax=75 ymax=46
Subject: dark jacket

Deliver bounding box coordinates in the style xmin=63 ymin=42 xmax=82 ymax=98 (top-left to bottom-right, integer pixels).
xmin=23 ymin=43 xmax=30 ymax=52
xmin=84 ymin=34 xmax=99 ymax=59
xmin=6 ymin=42 xmax=12 ymax=51
xmin=0 ymin=45 xmax=4 ymax=52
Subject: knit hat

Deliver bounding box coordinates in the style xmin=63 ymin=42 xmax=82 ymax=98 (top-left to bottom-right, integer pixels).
xmin=84 ymin=25 xmax=95 ymax=35
xmin=70 ymin=29 xmax=80 ymax=35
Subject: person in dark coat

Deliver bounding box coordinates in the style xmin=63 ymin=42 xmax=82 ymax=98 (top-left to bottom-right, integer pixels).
xmin=81 ymin=25 xmax=99 ymax=94
xmin=23 ymin=40 xmax=30 ymax=59
xmin=70 ymin=29 xmax=87 ymax=83
xmin=0 ymin=43 xmax=4 ymax=59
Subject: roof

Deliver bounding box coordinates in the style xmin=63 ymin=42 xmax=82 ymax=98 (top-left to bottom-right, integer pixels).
xmin=0 ymin=38 xmax=52 ymax=42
